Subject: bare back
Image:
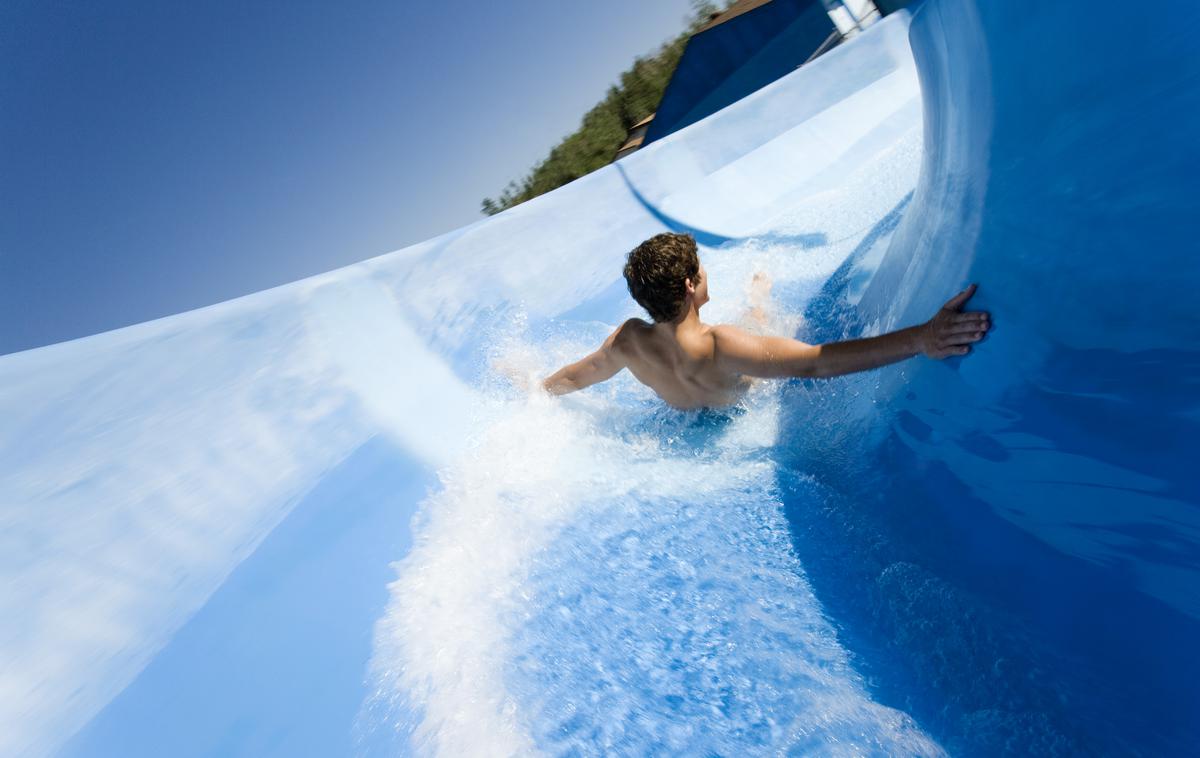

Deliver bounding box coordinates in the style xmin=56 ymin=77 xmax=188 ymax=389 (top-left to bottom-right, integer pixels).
xmin=540 ymin=279 xmax=990 ymax=410
xmin=614 ymin=318 xmax=749 ymax=410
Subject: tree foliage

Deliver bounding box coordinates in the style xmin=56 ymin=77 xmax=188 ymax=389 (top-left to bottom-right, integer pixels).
xmin=481 ymin=3 xmax=727 ymax=216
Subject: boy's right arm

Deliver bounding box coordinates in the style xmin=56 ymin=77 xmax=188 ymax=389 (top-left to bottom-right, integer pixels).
xmin=713 ymin=285 xmax=990 ymax=380
xmin=541 ymin=320 xmax=632 ymax=395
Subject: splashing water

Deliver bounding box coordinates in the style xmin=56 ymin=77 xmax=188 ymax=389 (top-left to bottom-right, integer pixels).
xmin=364 ymin=387 xmax=941 ymax=756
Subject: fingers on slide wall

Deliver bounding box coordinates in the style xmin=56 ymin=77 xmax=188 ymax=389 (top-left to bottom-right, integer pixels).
xmin=851 ymin=0 xmax=1200 ymax=750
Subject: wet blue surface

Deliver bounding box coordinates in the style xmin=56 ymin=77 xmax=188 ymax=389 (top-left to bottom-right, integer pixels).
xmin=64 ymin=438 xmax=430 ymax=757
xmin=792 ymin=0 xmax=1200 ymax=752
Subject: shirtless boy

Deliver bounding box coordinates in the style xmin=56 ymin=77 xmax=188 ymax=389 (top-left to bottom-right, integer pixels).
xmin=542 ymin=232 xmax=990 ymax=409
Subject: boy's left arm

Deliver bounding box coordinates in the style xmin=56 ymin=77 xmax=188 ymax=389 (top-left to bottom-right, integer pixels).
xmin=713 ymin=285 xmax=989 ymax=379
xmin=541 ymin=323 xmax=629 ymax=396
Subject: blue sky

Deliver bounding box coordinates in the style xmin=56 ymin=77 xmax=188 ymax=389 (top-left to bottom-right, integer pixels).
xmin=0 ymin=0 xmax=697 ymax=355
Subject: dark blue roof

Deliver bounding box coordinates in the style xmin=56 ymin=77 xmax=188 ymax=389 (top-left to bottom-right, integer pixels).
xmin=644 ymin=0 xmax=837 ymax=145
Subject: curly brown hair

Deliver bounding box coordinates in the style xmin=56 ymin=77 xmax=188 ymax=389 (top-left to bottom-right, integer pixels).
xmin=623 ymin=232 xmax=699 ymax=322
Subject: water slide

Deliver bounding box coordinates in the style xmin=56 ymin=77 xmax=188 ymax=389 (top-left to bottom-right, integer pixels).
xmin=2 ymin=1 xmax=1196 ymax=755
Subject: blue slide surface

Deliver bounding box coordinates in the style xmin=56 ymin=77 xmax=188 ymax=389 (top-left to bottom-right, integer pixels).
xmin=1 ymin=2 xmax=1196 ymax=755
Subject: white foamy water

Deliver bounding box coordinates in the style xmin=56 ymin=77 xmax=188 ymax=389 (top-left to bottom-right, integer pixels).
xmin=361 ymin=383 xmax=940 ymax=756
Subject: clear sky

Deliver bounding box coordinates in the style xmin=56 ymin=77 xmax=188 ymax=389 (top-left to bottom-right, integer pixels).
xmin=0 ymin=0 xmax=698 ymax=355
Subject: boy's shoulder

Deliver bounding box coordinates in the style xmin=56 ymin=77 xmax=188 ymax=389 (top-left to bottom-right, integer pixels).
xmin=612 ymin=317 xmax=651 ymax=348
xmin=616 ymin=317 xmax=654 ymax=335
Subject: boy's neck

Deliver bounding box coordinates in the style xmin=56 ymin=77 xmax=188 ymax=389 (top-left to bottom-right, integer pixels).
xmin=660 ymin=302 xmax=703 ymax=336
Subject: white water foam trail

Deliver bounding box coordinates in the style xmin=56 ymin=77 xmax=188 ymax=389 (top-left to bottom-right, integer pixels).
xmin=361 ymin=380 xmax=942 ymax=756
xmin=361 ymin=393 xmax=647 ymax=755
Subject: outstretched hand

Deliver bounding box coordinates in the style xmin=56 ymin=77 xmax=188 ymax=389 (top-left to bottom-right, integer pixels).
xmin=491 ymin=355 xmax=535 ymax=393
xmin=920 ymin=284 xmax=991 ymax=359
